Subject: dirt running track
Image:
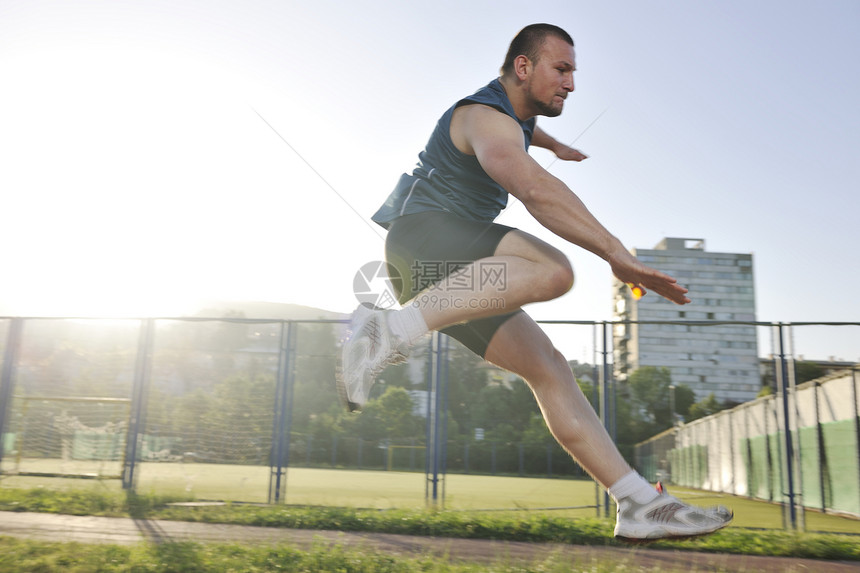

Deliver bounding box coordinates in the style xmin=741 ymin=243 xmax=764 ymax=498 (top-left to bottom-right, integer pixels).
xmin=1 ymin=511 xmax=858 ymax=572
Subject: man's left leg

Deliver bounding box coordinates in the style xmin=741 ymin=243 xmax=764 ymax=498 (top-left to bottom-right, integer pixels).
xmin=484 ymin=313 xmax=733 ymax=541
xmin=483 ymin=311 xmax=631 ymax=488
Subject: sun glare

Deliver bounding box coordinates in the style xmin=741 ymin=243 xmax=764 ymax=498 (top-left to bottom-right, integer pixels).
xmin=1 ymin=46 xmax=256 ymax=317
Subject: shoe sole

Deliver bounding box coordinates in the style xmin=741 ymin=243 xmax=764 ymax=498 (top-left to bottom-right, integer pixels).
xmin=335 ymin=363 xmax=361 ymax=413
xmin=336 ymin=308 xmax=369 ymax=414
xmin=614 ymin=515 xmax=732 ymax=544
xmin=615 ymin=530 xmax=717 ymax=544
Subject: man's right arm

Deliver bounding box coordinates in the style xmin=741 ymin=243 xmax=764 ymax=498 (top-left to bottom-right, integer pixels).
xmin=451 ymin=104 xmax=690 ymax=305
xmin=453 ymin=105 xmax=620 ymax=258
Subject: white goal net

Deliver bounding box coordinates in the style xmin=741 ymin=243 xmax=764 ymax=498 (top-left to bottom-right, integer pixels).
xmin=3 ymin=396 xmax=131 ymax=478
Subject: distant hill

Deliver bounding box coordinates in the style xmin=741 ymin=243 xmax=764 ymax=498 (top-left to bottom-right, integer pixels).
xmin=191 ymin=301 xmax=348 ymax=322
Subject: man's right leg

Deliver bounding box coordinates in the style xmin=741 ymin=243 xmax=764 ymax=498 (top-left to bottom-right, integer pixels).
xmin=339 ymin=215 xmax=572 ymax=412
xmin=412 ymin=229 xmax=574 ymax=331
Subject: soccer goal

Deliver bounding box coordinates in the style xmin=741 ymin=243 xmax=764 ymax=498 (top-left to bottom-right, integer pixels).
xmin=3 ymin=395 xmax=131 ymax=479
xmin=386 ymin=444 xmax=426 ymax=472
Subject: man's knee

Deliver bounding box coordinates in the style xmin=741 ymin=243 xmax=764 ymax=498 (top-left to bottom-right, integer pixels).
xmin=495 ymin=231 xmax=574 ymax=299
xmin=518 ymin=345 xmax=571 ymax=388
xmin=553 ymin=258 xmax=575 ymax=295
xmin=537 ymin=257 xmax=574 ymax=301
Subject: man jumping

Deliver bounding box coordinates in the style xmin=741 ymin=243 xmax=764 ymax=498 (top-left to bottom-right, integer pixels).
xmin=338 ymin=23 xmax=732 ymax=542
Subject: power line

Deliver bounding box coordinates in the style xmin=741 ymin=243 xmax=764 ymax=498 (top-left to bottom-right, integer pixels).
xmin=251 ymin=107 xmax=385 ymax=241
xmin=543 ymin=106 xmax=610 ymax=171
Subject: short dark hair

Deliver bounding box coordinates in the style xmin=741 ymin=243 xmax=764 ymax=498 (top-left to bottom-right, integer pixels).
xmin=501 ymin=23 xmax=574 ymax=76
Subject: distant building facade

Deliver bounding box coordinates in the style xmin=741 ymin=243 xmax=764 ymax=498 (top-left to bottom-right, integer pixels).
xmin=613 ymin=238 xmax=759 ymax=403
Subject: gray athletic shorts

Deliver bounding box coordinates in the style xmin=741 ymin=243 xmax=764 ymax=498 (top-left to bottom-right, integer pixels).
xmin=385 ymin=210 xmax=522 ymax=357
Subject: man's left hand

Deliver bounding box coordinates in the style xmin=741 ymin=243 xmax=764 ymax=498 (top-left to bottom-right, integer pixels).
xmin=555 ymin=146 xmax=588 ymax=162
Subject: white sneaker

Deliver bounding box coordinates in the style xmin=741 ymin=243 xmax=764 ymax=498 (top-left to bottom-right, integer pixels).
xmin=337 ymin=305 xmax=409 ymax=412
xmin=614 ymin=482 xmax=733 ymax=542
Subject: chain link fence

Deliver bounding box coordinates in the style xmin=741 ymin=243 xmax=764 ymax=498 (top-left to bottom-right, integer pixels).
xmin=1 ymin=316 xmax=858 ymax=525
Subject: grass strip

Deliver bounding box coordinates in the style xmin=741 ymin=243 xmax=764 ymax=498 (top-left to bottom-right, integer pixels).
xmin=1 ymin=487 xmax=858 ymax=562
xmin=0 ymin=535 xmax=734 ymax=573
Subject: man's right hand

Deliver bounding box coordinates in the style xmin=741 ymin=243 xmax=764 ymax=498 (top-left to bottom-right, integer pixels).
xmin=609 ymin=251 xmax=691 ymax=305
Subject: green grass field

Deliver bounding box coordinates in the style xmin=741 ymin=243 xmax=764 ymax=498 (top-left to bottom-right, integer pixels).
xmin=2 ymin=460 xmax=859 ymax=534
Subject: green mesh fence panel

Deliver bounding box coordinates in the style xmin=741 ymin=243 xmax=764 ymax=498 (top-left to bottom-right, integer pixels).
xmin=822 ymin=420 xmax=860 ymax=515
xmin=741 ymin=420 xmax=859 ymax=515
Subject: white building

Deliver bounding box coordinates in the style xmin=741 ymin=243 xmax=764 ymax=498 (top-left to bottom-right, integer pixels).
xmin=613 ymin=238 xmax=760 ymax=404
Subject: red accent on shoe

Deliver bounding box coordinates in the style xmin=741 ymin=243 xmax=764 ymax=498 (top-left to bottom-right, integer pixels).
xmin=656 ymin=481 xmax=665 ymax=495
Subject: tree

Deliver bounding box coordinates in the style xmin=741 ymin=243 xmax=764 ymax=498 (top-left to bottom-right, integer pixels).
xmin=795 ymin=361 xmax=826 ymax=384
xmin=673 ymin=384 xmax=696 ymax=420
xmin=612 ymin=368 xmax=697 ymax=462
xmin=472 ymin=379 xmax=538 ymax=438
xmin=339 ymin=386 xmax=424 ymax=441
xmin=291 ymin=322 xmax=340 ymax=430
xmin=520 ymin=413 xmax=553 ymax=444
xmin=574 ymin=378 xmax=598 ymax=410
xmin=486 ymin=422 xmax=520 ymax=444
xmin=569 ymin=360 xmax=599 ymax=383
xmin=611 ymin=383 xmax=641 ymax=462
xmin=761 ymin=360 xmax=826 ymax=394
xmin=375 ymin=386 xmax=424 ymax=438
xmin=628 ymin=366 xmax=674 ymax=429
xmin=757 ymin=385 xmax=773 ymax=398
xmin=686 ymin=393 xmax=722 ymax=422
xmin=193 ymin=374 xmax=275 ymax=464
xmin=445 ymin=342 xmax=490 ymax=436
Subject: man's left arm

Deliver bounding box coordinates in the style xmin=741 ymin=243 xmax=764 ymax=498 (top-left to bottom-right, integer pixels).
xmin=531 ymin=125 xmax=588 ymax=162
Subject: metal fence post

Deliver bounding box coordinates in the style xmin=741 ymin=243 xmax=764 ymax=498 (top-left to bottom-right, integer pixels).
xmin=592 ymin=323 xmax=601 ymax=517
xmin=269 ymin=321 xmax=296 ymax=504
xmin=600 ymin=321 xmax=611 ymax=517
xmin=427 ymin=331 xmax=448 ymax=507
xmin=440 ymin=333 xmax=450 ymax=506
xmin=776 ymin=323 xmax=797 ymax=530
xmin=813 ymin=380 xmax=826 ymax=512
xmin=852 ymin=368 xmax=860 ymax=516
xmin=764 ymin=393 xmax=775 ymax=502
xmin=122 ymin=318 xmax=154 ymax=491
xmin=0 ymin=318 xmax=24 ymax=466
xmin=727 ymin=410 xmax=735 ymax=494
xmin=744 ymin=404 xmax=752 ymax=497
xmin=787 ymin=325 xmax=805 ymax=531
xmin=424 ymin=334 xmax=435 ymax=504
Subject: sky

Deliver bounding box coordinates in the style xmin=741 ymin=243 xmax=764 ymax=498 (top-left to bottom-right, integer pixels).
xmin=1 ymin=0 xmax=858 ymax=362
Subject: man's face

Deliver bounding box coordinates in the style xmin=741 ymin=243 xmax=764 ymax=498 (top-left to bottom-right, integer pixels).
xmin=526 ymin=36 xmax=576 ymax=117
